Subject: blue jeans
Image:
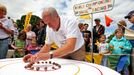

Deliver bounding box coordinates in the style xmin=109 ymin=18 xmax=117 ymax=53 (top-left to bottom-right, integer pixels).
xmin=130 ymin=48 xmax=134 ymax=75
xmin=101 ymin=55 xmax=108 ymax=66
xmin=123 ymin=66 xmax=129 ymax=75
xmin=0 ymin=39 xmax=9 ymax=59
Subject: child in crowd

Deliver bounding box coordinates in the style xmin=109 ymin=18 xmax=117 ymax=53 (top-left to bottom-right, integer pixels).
xmin=25 ymin=24 xmax=36 ymax=46
xmin=109 ymin=28 xmax=132 ymax=75
xmin=83 ymin=32 xmax=91 ymax=53
xmin=11 ymin=31 xmax=27 ymax=57
xmin=97 ymin=34 xmax=110 ymax=66
xmin=26 ymin=38 xmax=40 ymax=54
xmin=109 ymin=29 xmax=132 ymax=54
xmin=98 ymin=34 xmax=110 ymax=54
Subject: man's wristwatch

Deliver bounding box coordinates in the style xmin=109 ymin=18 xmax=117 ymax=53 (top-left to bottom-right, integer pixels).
xmin=49 ymin=51 xmax=53 ymax=59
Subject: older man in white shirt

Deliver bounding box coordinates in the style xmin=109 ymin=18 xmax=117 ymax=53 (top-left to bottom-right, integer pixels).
xmin=23 ymin=7 xmax=85 ymax=63
xmin=0 ymin=4 xmax=14 ymax=59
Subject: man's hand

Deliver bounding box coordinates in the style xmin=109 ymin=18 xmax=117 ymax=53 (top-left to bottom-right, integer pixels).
xmin=30 ymin=53 xmax=50 ymax=62
xmin=0 ymin=22 xmax=4 ymax=29
xmin=23 ymin=53 xmax=50 ymax=63
xmin=23 ymin=54 xmax=33 ymax=63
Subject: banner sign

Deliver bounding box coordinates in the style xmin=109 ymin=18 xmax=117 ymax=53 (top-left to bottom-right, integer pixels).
xmin=24 ymin=12 xmax=32 ymax=29
xmin=73 ymin=0 xmax=114 ymax=16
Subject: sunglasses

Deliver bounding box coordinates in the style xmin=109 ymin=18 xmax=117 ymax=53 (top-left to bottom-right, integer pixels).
xmin=128 ymin=15 xmax=134 ymax=19
xmin=127 ymin=16 xmax=131 ymax=19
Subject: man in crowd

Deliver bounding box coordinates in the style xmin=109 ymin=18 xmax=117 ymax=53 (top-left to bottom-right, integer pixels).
xmin=125 ymin=10 xmax=134 ymax=75
xmin=93 ymin=18 xmax=105 ymax=53
xmin=0 ymin=4 xmax=14 ymax=59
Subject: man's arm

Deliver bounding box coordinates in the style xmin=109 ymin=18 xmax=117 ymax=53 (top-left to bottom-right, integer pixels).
xmin=38 ymin=44 xmax=51 ymax=53
xmin=26 ymin=38 xmax=76 ymax=62
xmin=0 ymin=22 xmax=14 ymax=35
xmin=53 ymin=38 xmax=76 ymax=58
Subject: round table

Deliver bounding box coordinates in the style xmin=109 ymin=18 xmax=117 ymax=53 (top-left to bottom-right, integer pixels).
xmin=0 ymin=58 xmax=120 ymax=75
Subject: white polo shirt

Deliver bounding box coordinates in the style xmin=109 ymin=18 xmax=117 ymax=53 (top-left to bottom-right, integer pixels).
xmin=45 ymin=16 xmax=84 ymax=51
xmin=0 ymin=18 xmax=14 ymax=39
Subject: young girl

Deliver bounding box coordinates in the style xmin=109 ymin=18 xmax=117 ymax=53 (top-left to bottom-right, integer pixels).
xmin=109 ymin=29 xmax=132 ymax=54
xmin=109 ymin=28 xmax=132 ymax=75
xmin=98 ymin=34 xmax=110 ymax=54
xmin=26 ymin=38 xmax=40 ymax=54
xmin=97 ymin=34 xmax=110 ymax=66
xmin=11 ymin=31 xmax=26 ymax=57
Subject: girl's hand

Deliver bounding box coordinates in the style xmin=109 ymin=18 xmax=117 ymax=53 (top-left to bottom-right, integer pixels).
xmin=119 ymin=46 xmax=124 ymax=49
xmin=109 ymin=45 xmax=114 ymax=51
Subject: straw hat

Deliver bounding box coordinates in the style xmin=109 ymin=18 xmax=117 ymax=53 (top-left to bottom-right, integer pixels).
xmin=117 ymin=20 xmax=127 ymax=26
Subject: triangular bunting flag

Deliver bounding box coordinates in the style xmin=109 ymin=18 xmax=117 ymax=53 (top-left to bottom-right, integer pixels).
xmin=105 ymin=15 xmax=113 ymax=27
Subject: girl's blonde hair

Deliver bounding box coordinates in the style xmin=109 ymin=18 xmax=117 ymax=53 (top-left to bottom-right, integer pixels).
xmin=114 ymin=28 xmax=123 ymax=34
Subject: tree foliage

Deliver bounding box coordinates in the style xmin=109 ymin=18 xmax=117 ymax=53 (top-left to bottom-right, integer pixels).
xmin=16 ymin=15 xmax=41 ymax=32
xmin=107 ymin=33 xmax=114 ymax=43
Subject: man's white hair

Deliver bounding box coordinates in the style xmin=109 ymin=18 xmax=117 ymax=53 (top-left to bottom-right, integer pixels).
xmin=42 ymin=7 xmax=58 ymax=18
xmin=0 ymin=4 xmax=7 ymax=15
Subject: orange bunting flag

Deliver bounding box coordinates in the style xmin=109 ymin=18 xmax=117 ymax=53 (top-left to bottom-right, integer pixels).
xmin=105 ymin=15 xmax=113 ymax=27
